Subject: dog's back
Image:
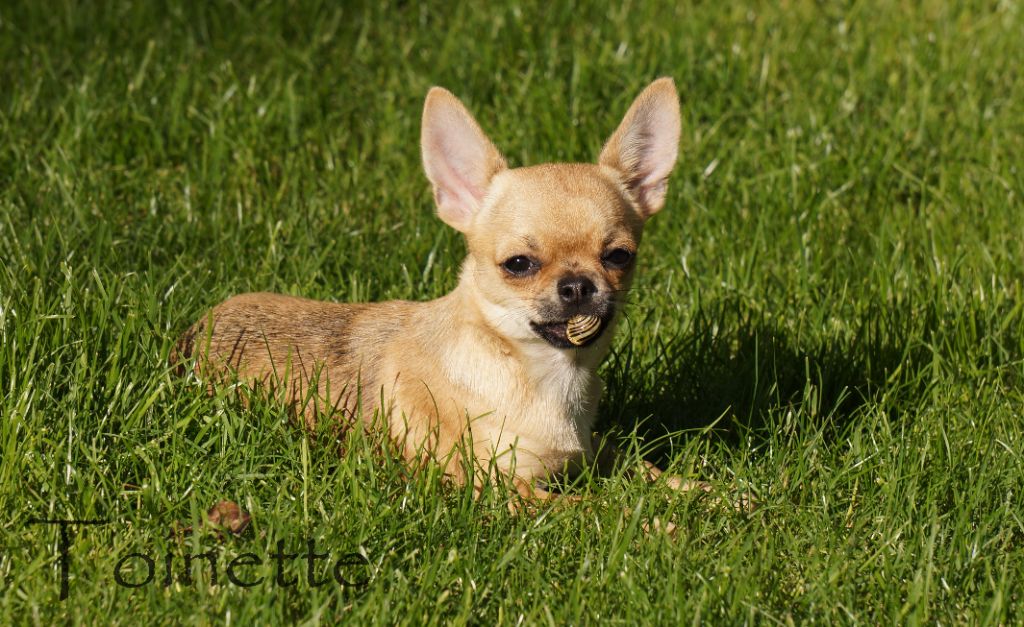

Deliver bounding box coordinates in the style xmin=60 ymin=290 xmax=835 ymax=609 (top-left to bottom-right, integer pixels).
xmin=174 ymin=292 xmax=412 ymax=422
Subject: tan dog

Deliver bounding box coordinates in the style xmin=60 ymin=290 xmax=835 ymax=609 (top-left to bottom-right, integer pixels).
xmin=176 ymin=78 xmax=706 ymax=504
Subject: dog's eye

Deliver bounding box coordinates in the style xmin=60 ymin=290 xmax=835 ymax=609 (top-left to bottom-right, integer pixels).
xmin=602 ymin=248 xmax=634 ymax=269
xmin=501 ymin=255 xmax=539 ymax=277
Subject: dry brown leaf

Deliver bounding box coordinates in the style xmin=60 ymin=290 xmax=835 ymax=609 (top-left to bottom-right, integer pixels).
xmin=207 ymin=500 xmax=251 ymax=535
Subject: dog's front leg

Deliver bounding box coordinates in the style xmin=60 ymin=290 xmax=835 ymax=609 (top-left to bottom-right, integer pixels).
xmin=592 ymin=434 xmax=757 ymax=512
xmin=591 ymin=433 xmax=712 ymax=494
xmin=508 ymin=474 xmax=678 ymax=535
xmin=505 ymin=476 xmax=583 ymax=514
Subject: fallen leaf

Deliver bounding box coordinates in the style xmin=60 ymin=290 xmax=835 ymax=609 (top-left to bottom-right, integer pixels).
xmin=207 ymin=500 xmax=251 ymax=535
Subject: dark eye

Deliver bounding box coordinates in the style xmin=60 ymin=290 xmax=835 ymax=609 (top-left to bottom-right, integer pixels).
xmin=602 ymin=248 xmax=634 ymax=268
xmin=501 ymin=255 xmax=539 ymax=277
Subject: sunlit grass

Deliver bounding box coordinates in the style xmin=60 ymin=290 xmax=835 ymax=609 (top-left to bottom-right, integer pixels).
xmin=1 ymin=0 xmax=1022 ymax=623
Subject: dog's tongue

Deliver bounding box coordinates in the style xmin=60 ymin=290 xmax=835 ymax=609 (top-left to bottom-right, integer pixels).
xmin=538 ymin=321 xmax=569 ymax=342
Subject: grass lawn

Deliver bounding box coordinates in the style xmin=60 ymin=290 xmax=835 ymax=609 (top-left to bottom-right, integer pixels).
xmin=2 ymin=0 xmax=1023 ymax=623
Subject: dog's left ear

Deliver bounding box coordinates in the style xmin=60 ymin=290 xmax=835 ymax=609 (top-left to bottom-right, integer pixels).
xmin=599 ymin=78 xmax=681 ymax=218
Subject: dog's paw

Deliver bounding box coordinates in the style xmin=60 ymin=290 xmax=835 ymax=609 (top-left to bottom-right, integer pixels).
xmin=729 ymin=488 xmax=759 ymax=513
xmin=661 ymin=475 xmax=759 ymax=513
xmin=661 ymin=476 xmax=713 ymax=493
xmin=641 ymin=515 xmax=678 ymax=537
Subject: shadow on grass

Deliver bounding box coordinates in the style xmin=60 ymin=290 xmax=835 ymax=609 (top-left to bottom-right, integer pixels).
xmin=598 ymin=300 xmax=934 ymax=460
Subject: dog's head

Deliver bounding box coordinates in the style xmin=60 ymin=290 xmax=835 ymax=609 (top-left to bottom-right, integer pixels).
xmin=421 ymin=79 xmax=681 ymax=352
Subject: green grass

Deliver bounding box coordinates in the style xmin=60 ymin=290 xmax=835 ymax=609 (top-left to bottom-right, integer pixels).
xmin=2 ymin=0 xmax=1023 ymax=623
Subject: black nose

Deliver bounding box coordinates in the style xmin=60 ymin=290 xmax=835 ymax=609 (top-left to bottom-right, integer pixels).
xmin=557 ymin=275 xmax=597 ymax=305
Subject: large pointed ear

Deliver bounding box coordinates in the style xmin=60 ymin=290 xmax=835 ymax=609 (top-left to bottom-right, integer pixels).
xmin=421 ymin=88 xmax=507 ymax=231
xmin=599 ymin=78 xmax=681 ymax=218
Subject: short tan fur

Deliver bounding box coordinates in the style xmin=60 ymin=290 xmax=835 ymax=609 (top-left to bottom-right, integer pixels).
xmin=176 ymin=78 xmax=707 ymax=502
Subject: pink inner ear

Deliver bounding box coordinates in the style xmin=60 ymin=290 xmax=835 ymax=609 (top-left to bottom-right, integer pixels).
xmin=434 ymin=133 xmax=487 ymax=199
xmin=633 ymin=107 xmax=679 ymax=188
xmin=431 ymin=158 xmax=483 ymax=225
xmin=426 ymin=136 xmax=488 ymax=226
xmin=646 ymin=178 xmax=668 ymax=198
xmin=421 ymin=92 xmax=505 ymax=230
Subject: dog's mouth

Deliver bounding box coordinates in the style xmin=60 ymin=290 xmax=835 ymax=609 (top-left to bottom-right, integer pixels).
xmin=529 ymin=315 xmax=611 ymax=349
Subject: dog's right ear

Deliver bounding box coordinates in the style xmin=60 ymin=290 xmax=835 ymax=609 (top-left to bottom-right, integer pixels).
xmin=421 ymin=88 xmax=507 ymax=232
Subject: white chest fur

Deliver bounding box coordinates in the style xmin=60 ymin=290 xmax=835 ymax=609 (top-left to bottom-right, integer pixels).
xmin=441 ymin=330 xmax=602 ymax=478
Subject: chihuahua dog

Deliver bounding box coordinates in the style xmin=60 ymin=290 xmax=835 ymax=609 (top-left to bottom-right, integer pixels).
xmin=176 ymin=78 xmax=707 ymax=504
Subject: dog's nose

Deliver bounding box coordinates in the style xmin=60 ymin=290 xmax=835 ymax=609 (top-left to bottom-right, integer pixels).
xmin=557 ymin=275 xmax=597 ymax=305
